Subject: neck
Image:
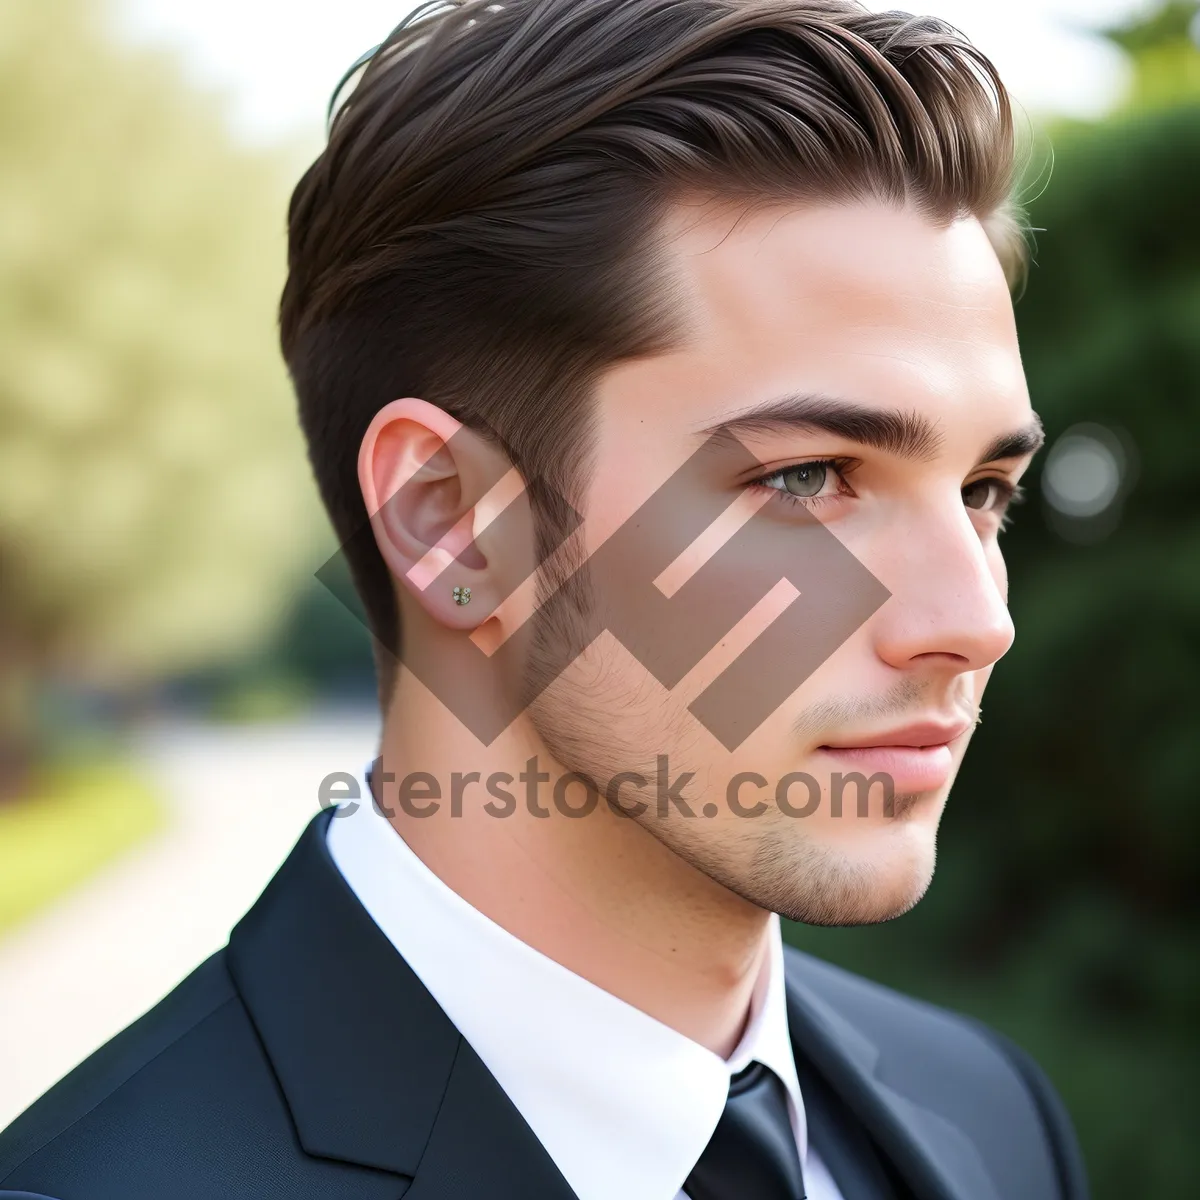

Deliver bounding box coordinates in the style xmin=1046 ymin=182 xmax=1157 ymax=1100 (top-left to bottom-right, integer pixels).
xmin=374 ymin=686 xmax=772 ymax=1058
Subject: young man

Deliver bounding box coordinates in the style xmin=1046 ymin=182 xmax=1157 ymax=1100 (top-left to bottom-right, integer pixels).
xmin=0 ymin=1 xmax=1089 ymax=1197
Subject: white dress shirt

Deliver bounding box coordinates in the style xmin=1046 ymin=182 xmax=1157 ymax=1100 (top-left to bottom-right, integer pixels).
xmin=327 ymin=789 xmax=844 ymax=1200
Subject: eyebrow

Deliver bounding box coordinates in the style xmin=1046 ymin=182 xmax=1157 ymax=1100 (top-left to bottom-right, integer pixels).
xmin=976 ymin=420 xmax=1045 ymax=464
xmin=698 ymin=392 xmax=1045 ymax=467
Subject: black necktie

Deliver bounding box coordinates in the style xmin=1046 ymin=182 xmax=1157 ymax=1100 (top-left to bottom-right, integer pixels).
xmin=684 ymin=1060 xmax=807 ymax=1200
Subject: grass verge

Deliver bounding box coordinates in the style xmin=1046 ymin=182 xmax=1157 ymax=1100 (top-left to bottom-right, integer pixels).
xmin=0 ymin=761 xmax=164 ymax=939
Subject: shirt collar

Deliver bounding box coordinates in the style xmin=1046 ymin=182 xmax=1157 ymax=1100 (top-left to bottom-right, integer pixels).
xmin=325 ymin=787 xmax=807 ymax=1200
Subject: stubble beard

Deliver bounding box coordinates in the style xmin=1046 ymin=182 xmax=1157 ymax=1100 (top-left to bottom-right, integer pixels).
xmin=520 ymin=565 xmax=935 ymax=926
xmin=530 ymin=674 xmax=936 ymax=927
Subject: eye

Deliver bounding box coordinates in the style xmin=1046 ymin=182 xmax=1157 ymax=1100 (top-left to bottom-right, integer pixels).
xmin=962 ymin=477 xmax=1015 ymax=512
xmin=751 ymin=458 xmax=850 ymax=507
xmin=777 ymin=461 xmax=831 ymax=497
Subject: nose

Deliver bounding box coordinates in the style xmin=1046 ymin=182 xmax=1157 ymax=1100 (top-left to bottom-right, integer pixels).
xmin=871 ymin=502 xmax=1015 ymax=674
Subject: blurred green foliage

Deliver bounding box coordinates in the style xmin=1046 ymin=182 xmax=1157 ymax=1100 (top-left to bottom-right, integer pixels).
xmin=0 ymin=0 xmax=322 ymax=766
xmin=1101 ymin=0 xmax=1200 ymax=108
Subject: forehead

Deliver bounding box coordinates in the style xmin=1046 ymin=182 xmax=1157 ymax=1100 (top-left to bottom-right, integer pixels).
xmin=605 ymin=197 xmax=1029 ymax=435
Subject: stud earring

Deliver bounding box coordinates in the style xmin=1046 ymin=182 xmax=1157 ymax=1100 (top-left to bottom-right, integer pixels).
xmin=452 ymin=585 xmax=472 ymax=606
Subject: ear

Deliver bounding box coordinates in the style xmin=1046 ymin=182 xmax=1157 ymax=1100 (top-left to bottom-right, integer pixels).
xmin=358 ymin=398 xmax=524 ymax=631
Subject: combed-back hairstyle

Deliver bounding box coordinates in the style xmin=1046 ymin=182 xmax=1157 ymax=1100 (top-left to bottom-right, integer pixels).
xmin=280 ymin=0 xmax=1027 ymax=686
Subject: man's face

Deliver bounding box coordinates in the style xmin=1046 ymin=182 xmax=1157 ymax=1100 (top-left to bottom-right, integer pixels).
xmin=525 ymin=197 xmax=1040 ymax=926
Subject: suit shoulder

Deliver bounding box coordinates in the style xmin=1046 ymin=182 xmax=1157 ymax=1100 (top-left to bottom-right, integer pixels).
xmin=0 ymin=949 xmax=402 ymax=1200
xmin=783 ymin=941 xmax=1000 ymax=1051
xmin=0 ymin=950 xmax=238 ymax=1182
xmin=783 ymin=943 xmax=1089 ymax=1199
xmin=783 ymin=941 xmax=1047 ymax=1092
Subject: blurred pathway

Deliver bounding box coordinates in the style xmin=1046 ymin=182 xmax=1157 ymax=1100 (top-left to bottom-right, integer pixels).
xmin=0 ymin=710 xmax=380 ymax=1128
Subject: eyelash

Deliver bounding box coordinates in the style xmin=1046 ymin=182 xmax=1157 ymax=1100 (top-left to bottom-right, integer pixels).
xmin=747 ymin=459 xmax=1027 ymax=527
xmin=994 ymin=481 xmax=1026 ymax=531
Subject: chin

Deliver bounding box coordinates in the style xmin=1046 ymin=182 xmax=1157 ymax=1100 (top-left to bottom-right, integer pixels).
xmin=751 ymin=821 xmax=939 ymax=928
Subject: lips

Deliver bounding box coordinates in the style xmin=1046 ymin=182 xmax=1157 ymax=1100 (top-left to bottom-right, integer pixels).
xmin=819 ymin=718 xmax=974 ymax=751
xmin=814 ymin=717 xmax=974 ymax=796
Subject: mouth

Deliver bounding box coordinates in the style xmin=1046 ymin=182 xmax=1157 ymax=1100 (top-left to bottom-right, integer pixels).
xmin=814 ymin=718 xmax=974 ymax=795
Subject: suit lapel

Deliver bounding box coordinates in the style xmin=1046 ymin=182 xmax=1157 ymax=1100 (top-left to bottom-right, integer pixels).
xmin=402 ymin=1039 xmax=577 ymax=1200
xmin=227 ymin=809 xmax=576 ymax=1198
xmin=785 ymin=969 xmax=1001 ymax=1200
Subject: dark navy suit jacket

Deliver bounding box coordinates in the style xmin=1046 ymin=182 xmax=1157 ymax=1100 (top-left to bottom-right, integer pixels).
xmin=0 ymin=808 xmax=1088 ymax=1199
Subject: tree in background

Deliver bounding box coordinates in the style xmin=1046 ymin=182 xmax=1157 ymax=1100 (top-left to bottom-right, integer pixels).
xmin=0 ymin=0 xmax=322 ymax=787
xmin=1101 ymin=0 xmax=1200 ymax=108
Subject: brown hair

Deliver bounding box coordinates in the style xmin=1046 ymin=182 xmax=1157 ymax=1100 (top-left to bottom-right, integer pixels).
xmin=280 ymin=0 xmax=1027 ymax=685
